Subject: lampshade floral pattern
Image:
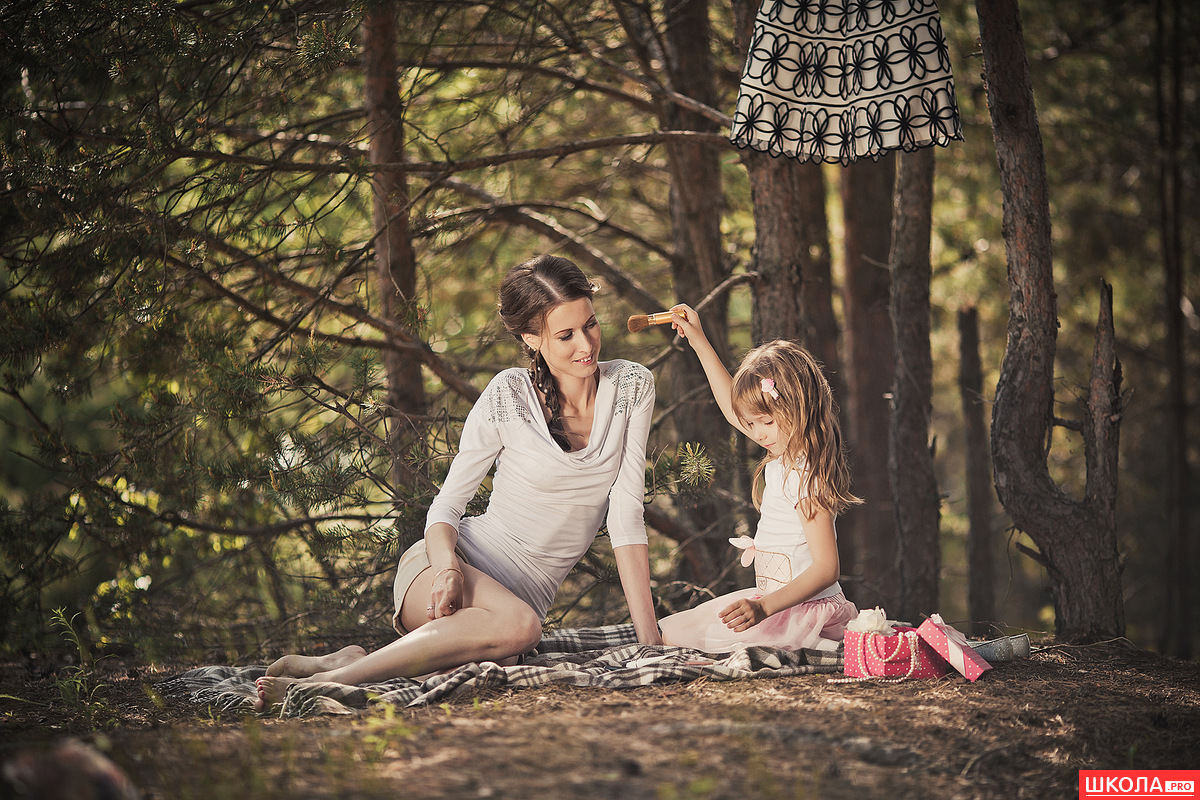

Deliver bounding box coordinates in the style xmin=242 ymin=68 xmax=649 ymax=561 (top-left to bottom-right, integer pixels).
xmin=730 ymin=0 xmax=964 ymax=164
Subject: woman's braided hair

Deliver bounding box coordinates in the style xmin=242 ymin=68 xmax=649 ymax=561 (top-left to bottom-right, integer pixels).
xmin=498 ymin=255 xmax=598 ymax=451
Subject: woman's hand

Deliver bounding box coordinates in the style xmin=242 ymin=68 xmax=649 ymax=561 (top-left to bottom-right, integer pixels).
xmin=428 ymin=565 xmax=465 ymax=621
xmin=612 ymin=544 xmax=662 ymax=646
xmin=719 ymin=596 xmax=770 ymax=632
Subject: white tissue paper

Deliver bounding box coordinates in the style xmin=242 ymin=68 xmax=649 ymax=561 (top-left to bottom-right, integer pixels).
xmin=844 ymin=606 xmax=897 ymax=634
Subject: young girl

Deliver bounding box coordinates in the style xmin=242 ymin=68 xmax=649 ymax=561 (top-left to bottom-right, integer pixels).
xmin=658 ymin=304 xmax=860 ymax=653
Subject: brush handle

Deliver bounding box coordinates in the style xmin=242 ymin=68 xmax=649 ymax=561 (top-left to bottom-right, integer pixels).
xmin=646 ymin=309 xmax=686 ymax=325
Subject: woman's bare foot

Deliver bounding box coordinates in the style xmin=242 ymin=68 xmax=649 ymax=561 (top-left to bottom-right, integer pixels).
xmin=253 ymin=676 xmax=298 ymax=712
xmin=265 ymin=645 xmax=367 ymax=678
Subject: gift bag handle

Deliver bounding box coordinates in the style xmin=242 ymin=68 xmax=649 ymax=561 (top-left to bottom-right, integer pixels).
xmin=868 ymin=631 xmax=913 ymax=664
xmin=830 ymin=631 xmax=921 ymax=684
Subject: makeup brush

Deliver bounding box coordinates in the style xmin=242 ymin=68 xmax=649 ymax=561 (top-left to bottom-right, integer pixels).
xmin=627 ymin=309 xmax=687 ymax=333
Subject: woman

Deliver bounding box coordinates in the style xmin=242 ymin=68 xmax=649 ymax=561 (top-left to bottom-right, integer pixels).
xmin=256 ymin=255 xmax=661 ymax=709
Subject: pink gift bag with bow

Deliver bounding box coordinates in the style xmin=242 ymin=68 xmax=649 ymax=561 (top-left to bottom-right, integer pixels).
xmin=843 ymin=627 xmax=951 ymax=681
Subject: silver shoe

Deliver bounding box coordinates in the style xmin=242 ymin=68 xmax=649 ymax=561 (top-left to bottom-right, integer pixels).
xmin=969 ymin=633 xmax=1031 ymax=662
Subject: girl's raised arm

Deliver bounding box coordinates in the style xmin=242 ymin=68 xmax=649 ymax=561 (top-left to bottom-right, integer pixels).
xmin=668 ymin=304 xmax=751 ymax=438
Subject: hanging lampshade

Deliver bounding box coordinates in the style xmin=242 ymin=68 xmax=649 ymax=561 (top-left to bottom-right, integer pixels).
xmin=730 ymin=0 xmax=965 ymax=165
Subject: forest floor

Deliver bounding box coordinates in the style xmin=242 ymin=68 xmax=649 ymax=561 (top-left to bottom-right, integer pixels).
xmin=1 ymin=636 xmax=1197 ymax=800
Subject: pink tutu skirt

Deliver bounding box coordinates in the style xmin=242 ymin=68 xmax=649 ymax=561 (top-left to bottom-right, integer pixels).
xmin=659 ymin=589 xmax=857 ymax=654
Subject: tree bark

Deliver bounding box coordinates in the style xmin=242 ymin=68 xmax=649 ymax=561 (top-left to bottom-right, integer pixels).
xmin=958 ymin=306 xmax=996 ymax=637
xmin=741 ymin=152 xmax=805 ymax=344
xmin=659 ymin=0 xmax=728 ymax=346
xmin=888 ymin=147 xmax=940 ymax=621
xmin=795 ymin=167 xmax=845 ymax=408
xmin=1156 ymin=0 xmax=1191 ymax=659
xmin=621 ymin=0 xmax=735 ymax=587
xmin=840 ymin=155 xmax=898 ymax=611
xmin=364 ymin=3 xmax=426 ymax=489
xmin=976 ymin=0 xmax=1125 ymax=642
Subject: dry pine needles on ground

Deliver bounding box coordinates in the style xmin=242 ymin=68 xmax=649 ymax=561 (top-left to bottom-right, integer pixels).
xmin=1 ymin=640 xmax=1197 ymax=799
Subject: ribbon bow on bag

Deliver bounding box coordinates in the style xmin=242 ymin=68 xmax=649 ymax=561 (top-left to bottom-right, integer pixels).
xmin=728 ymin=536 xmax=757 ymax=568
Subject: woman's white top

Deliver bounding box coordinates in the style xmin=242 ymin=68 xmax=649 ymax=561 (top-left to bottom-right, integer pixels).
xmin=424 ymin=359 xmax=655 ymax=618
xmin=748 ymin=458 xmax=842 ymax=600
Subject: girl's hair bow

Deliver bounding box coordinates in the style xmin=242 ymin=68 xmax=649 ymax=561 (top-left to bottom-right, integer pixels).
xmin=728 ymin=536 xmax=757 ymax=568
xmin=760 ymin=377 xmax=780 ymax=400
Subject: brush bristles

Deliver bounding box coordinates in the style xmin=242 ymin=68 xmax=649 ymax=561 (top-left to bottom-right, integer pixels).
xmin=627 ymin=315 xmax=651 ymax=333
xmin=628 ymin=309 xmax=685 ymax=333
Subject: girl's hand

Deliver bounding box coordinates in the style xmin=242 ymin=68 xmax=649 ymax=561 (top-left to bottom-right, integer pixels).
xmin=429 ymin=565 xmax=465 ymax=620
xmin=666 ymin=301 xmax=737 ymax=431
xmin=719 ymin=596 xmax=769 ymax=632
xmin=668 ymin=303 xmax=705 ymax=344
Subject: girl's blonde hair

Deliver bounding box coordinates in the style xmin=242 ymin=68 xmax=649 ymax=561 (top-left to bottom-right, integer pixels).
xmin=731 ymin=340 xmax=862 ymax=518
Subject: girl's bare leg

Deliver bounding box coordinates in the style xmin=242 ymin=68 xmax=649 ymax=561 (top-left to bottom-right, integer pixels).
xmin=255 ymin=564 xmax=541 ymax=710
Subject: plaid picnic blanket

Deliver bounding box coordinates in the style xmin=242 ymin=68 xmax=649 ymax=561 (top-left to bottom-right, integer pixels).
xmin=159 ymin=625 xmax=843 ymax=718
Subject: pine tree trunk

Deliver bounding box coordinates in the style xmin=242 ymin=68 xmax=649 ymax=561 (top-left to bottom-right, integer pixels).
xmin=976 ymin=0 xmax=1125 ymax=642
xmin=364 ymin=3 xmax=426 ymax=489
xmin=741 ymin=151 xmax=805 ymax=344
xmin=1156 ymin=0 xmax=1192 ymax=659
xmin=841 ymin=155 xmax=898 ymax=612
xmin=888 ymin=147 xmax=939 ymax=621
xmin=794 ymin=166 xmax=845 ymax=407
xmin=959 ymin=306 xmax=997 ymax=637
xmin=624 ymin=0 xmax=734 ymax=586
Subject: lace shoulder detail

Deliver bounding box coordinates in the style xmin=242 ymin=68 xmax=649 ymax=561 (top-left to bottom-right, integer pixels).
xmin=483 ymin=368 xmax=535 ymax=425
xmin=604 ymin=360 xmax=654 ymax=416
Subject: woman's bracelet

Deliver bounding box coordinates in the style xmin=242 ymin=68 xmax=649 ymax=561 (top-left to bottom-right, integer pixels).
xmin=435 ymin=567 xmax=464 ymax=581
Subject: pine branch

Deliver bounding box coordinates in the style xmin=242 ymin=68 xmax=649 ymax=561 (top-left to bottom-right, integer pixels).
xmin=572 ymin=42 xmax=732 ymax=128
xmin=438 ymin=179 xmax=667 ymax=314
xmin=395 ymin=58 xmax=657 ymax=114
xmin=168 ymin=253 xmax=372 ymax=344
xmin=163 ymin=229 xmax=482 ymax=402
xmin=148 ymin=130 xmax=731 ymax=176
xmin=426 ymin=192 xmax=672 ymax=262
xmin=209 ymin=110 xmax=368 ymax=158
xmin=155 ymin=509 xmax=392 ymax=540
xmin=289 ymin=377 xmax=442 ymax=496
xmin=1016 ymin=540 xmax=1049 ymax=568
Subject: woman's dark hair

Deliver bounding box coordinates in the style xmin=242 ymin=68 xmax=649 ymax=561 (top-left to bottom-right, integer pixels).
xmin=498 ymin=255 xmax=598 ymax=451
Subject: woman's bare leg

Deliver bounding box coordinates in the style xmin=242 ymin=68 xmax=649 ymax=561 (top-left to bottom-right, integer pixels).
xmin=265 ymin=645 xmax=367 ymax=678
xmin=255 ymin=564 xmax=541 ymax=710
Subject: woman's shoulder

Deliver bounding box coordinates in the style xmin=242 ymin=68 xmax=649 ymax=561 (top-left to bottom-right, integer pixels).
xmin=478 ymin=367 xmax=536 ymax=424
xmin=599 ymin=358 xmax=651 ymax=381
xmin=599 ymin=359 xmax=654 ymax=411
